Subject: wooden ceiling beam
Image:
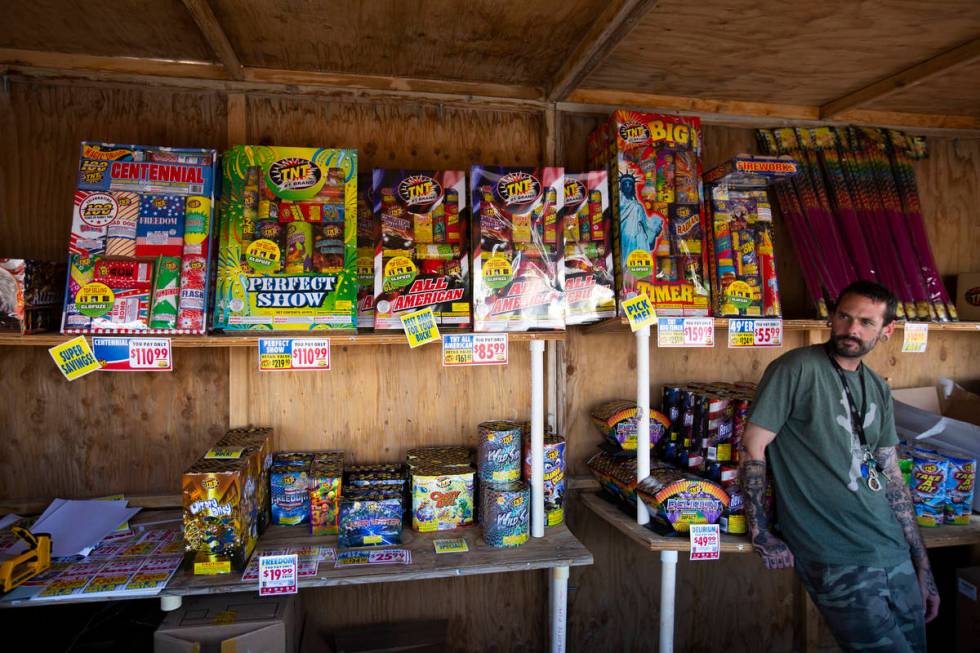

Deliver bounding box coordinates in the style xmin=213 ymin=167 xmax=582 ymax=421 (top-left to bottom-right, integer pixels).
xmin=180 ymin=0 xmax=244 ymax=80
xmin=820 ymin=36 xmax=980 ymax=119
xmin=546 ymin=0 xmax=659 ymax=102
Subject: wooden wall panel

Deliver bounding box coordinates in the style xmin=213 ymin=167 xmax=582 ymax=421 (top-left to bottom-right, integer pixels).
xmin=0 ymin=347 xmax=228 ymax=501
xmin=0 ymin=80 xmax=228 ymax=260
xmin=247 ymin=95 xmax=542 ymax=169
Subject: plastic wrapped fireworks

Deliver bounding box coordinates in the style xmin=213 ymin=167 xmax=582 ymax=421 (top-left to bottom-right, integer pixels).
xmin=355 ymin=174 xmax=378 ymax=328
xmin=212 ymin=146 xmax=358 ymax=332
xmin=470 ymin=166 xmax=565 ymax=331
xmin=590 ymin=112 xmax=710 ymax=316
xmin=635 ymin=464 xmax=729 ymax=533
xmin=372 ymin=169 xmax=470 ymax=329
xmin=63 ymin=142 xmax=218 ymax=334
xmin=590 ymin=400 xmax=669 ymax=451
xmin=703 ymin=156 xmax=799 ymax=317
xmin=561 ymin=172 xmax=616 ymax=324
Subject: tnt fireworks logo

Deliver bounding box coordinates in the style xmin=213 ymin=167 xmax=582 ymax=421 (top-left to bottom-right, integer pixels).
xmin=269 ymin=158 xmax=321 ymax=191
xmin=619 ymin=121 xmax=650 ymax=145
xmin=494 ymin=171 xmax=541 ymax=211
xmin=397 ymin=174 xmax=442 ymax=210
xmin=564 ymin=178 xmax=587 ymax=211
xmin=966 ymin=286 xmax=980 ymax=307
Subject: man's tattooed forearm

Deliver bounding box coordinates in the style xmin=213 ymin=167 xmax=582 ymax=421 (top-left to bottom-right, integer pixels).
xmin=876 ymin=446 xmax=930 ymax=567
xmin=741 ymin=460 xmax=769 ymax=535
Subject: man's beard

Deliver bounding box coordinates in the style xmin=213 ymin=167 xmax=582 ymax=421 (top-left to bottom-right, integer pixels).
xmin=829 ymin=332 xmax=875 ymax=358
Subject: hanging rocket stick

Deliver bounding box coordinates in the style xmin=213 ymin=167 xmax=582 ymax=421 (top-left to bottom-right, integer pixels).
xmin=836 ymin=129 xmax=911 ymax=322
xmin=885 ymin=130 xmax=955 ymax=321
xmin=859 ymin=128 xmax=933 ymax=321
xmin=810 ymin=128 xmax=877 ymax=281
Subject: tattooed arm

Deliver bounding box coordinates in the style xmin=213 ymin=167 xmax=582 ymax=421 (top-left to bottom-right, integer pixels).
xmin=740 ymin=423 xmax=794 ymax=569
xmin=876 ymin=445 xmax=940 ymax=622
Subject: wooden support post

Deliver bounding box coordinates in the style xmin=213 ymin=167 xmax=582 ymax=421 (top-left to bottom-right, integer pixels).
xmin=226 ymin=91 xmax=246 ymax=147
xmin=793 ymin=575 xmax=821 ymax=653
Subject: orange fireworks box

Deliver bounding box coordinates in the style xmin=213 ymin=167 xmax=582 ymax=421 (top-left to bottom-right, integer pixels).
xmin=182 ymin=428 xmax=273 ymax=574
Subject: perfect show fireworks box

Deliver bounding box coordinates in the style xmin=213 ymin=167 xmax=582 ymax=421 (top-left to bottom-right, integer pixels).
xmin=212 ymin=146 xmax=358 ymax=332
xmin=63 ymin=142 xmax=218 ymax=334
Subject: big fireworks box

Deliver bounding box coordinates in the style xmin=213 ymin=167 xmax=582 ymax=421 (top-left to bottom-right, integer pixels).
xmin=212 ymin=146 xmax=358 ymax=332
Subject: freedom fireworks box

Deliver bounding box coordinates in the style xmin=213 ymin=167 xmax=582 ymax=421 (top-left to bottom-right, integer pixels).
xmin=63 ymin=142 xmax=218 ymax=334
xmin=182 ymin=435 xmax=270 ymax=573
xmin=561 ymin=172 xmax=616 ymax=324
xmin=703 ymin=156 xmax=799 ymax=317
xmin=470 ymin=166 xmax=565 ymax=331
xmin=372 ymin=169 xmax=470 ymax=329
xmin=0 ymin=259 xmax=66 ymax=334
xmin=594 ymin=112 xmax=710 ymax=316
xmin=212 ymin=146 xmax=358 ymax=332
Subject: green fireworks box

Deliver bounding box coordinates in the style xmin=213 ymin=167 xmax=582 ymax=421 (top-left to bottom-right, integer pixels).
xmin=212 ymin=146 xmax=358 ymax=332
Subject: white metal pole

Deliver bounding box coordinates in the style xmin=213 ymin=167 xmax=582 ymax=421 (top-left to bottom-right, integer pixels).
xmin=546 ymin=340 xmax=558 ymax=433
xmin=530 ymin=339 xmax=545 ymax=537
xmin=160 ymin=594 xmax=182 ymax=611
xmin=549 ymin=565 xmax=569 ymax=653
xmin=659 ymin=550 xmax=678 ymax=653
xmin=636 ymin=325 xmax=651 ymax=525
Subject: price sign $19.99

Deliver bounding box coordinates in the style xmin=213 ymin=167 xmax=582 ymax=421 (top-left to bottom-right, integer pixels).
xmin=258 ymin=554 xmax=298 ymax=596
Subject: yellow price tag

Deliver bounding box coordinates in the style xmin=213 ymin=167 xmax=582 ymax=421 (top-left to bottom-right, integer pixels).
xmin=400 ymin=307 xmax=440 ymax=348
xmin=433 ymin=538 xmax=469 ymax=554
xmin=621 ymin=295 xmax=657 ymax=332
xmin=48 ymin=336 xmax=101 ymax=381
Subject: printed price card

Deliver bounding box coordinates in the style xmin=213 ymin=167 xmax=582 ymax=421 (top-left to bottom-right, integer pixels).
xmin=258 ymin=554 xmax=298 ymax=596
xmin=621 ymin=295 xmax=657 ymax=332
xmin=433 ymin=538 xmax=469 ymax=554
xmin=93 ymin=337 xmax=173 ymax=371
xmin=258 ymin=338 xmax=330 ymax=371
xmin=727 ymin=319 xmax=783 ymax=348
xmin=902 ymin=323 xmax=928 ymax=353
xmin=657 ymin=317 xmax=715 ymax=348
xmin=401 ymin=307 xmax=440 ymax=348
xmin=334 ymin=549 xmax=412 ymax=568
xmin=49 ymin=336 xmax=101 ymax=381
xmin=689 ymin=524 xmax=721 ymax=561
xmin=442 ymin=333 xmax=508 ymax=367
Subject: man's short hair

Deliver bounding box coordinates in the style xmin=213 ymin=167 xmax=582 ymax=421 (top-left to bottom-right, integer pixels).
xmin=834 ymin=280 xmax=899 ymax=325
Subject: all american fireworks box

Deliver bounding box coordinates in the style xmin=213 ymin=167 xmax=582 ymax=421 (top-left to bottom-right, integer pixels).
xmin=593 ymin=112 xmax=711 ymax=316
xmin=212 ymin=146 xmax=358 ymax=332
xmin=62 ymin=142 xmax=218 ymax=334
xmin=561 ymin=172 xmax=616 ymax=324
xmin=470 ymin=166 xmax=565 ymax=331
xmin=371 ymin=169 xmax=470 ymax=329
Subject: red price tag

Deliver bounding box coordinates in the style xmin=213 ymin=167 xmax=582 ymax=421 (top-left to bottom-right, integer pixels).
xmin=290 ymin=339 xmax=331 ymax=369
xmin=752 ymin=319 xmax=783 ymax=347
xmin=472 ymin=334 xmax=508 ymax=365
xmin=258 ymin=554 xmax=298 ymax=596
xmin=683 ymin=318 xmax=714 ymax=347
xmin=129 ymin=338 xmax=172 ymax=370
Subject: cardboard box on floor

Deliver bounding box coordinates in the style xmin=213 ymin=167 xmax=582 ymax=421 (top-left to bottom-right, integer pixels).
xmin=893 ymin=379 xmax=980 ymax=512
xmin=154 ymin=594 xmax=301 ymax=653
xmin=956 ymin=566 xmax=980 ymax=653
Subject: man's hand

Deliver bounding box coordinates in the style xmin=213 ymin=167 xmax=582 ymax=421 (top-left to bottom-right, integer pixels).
xmin=752 ymin=530 xmax=795 ymax=569
xmin=917 ymin=567 xmax=940 ymax=623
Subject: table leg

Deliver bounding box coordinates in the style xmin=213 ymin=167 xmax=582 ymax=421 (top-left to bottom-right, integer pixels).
xmin=550 ymin=565 xmax=569 ymax=653
xmin=160 ymin=594 xmax=182 ymax=611
xmin=660 ymin=549 xmax=678 ymax=653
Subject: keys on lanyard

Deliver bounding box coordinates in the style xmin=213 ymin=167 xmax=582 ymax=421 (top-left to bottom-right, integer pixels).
xmin=861 ymin=450 xmax=883 ymax=492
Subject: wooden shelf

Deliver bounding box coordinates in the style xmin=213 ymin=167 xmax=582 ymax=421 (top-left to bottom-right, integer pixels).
xmin=0 ymin=516 xmax=593 ymax=608
xmin=581 ymin=491 xmax=980 ymax=554
xmin=0 ymin=330 xmax=566 ymax=348
xmin=581 ymin=317 xmax=980 ymax=336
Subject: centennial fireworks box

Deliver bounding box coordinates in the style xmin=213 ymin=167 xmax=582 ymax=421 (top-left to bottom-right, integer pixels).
xmin=182 ymin=433 xmax=271 ymax=573
xmin=372 ymin=169 xmax=470 ymax=329
xmin=593 ymin=112 xmax=710 ymax=316
xmin=561 ymin=172 xmax=616 ymax=324
xmin=63 ymin=142 xmax=218 ymax=334
xmin=0 ymin=259 xmax=66 ymax=334
xmin=470 ymin=166 xmax=565 ymax=331
xmin=212 ymin=146 xmax=358 ymax=332
xmin=703 ymin=156 xmax=799 ymax=317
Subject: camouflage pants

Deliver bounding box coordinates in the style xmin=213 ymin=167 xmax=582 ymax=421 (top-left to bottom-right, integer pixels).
xmin=795 ymin=558 xmax=925 ymax=653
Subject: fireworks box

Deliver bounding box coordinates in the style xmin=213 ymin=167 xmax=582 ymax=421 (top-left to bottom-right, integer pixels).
xmin=217 ymin=427 xmax=274 ymax=531
xmin=62 ymin=142 xmax=218 ymax=334
xmin=212 ymin=146 xmax=358 ymax=332
xmin=338 ymin=493 xmax=404 ymax=548
xmin=0 ymin=259 xmax=66 ymax=334
xmin=310 ymin=453 xmax=344 ymax=536
xmin=470 ymin=166 xmax=565 ymax=331
xmin=355 ymin=174 xmax=378 ymax=328
xmin=703 ymin=156 xmax=799 ymax=317
xmin=182 ymin=430 xmax=272 ymax=574
xmin=561 ymin=172 xmax=616 ymax=324
xmin=592 ymin=112 xmax=710 ymax=316
xmin=371 ymin=169 xmax=470 ymax=329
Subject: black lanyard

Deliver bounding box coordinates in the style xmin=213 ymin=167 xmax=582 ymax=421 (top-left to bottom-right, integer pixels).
xmin=825 ymin=345 xmax=869 ymax=447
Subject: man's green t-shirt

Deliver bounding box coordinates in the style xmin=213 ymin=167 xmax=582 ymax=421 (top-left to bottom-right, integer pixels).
xmin=748 ymin=344 xmax=909 ymax=567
